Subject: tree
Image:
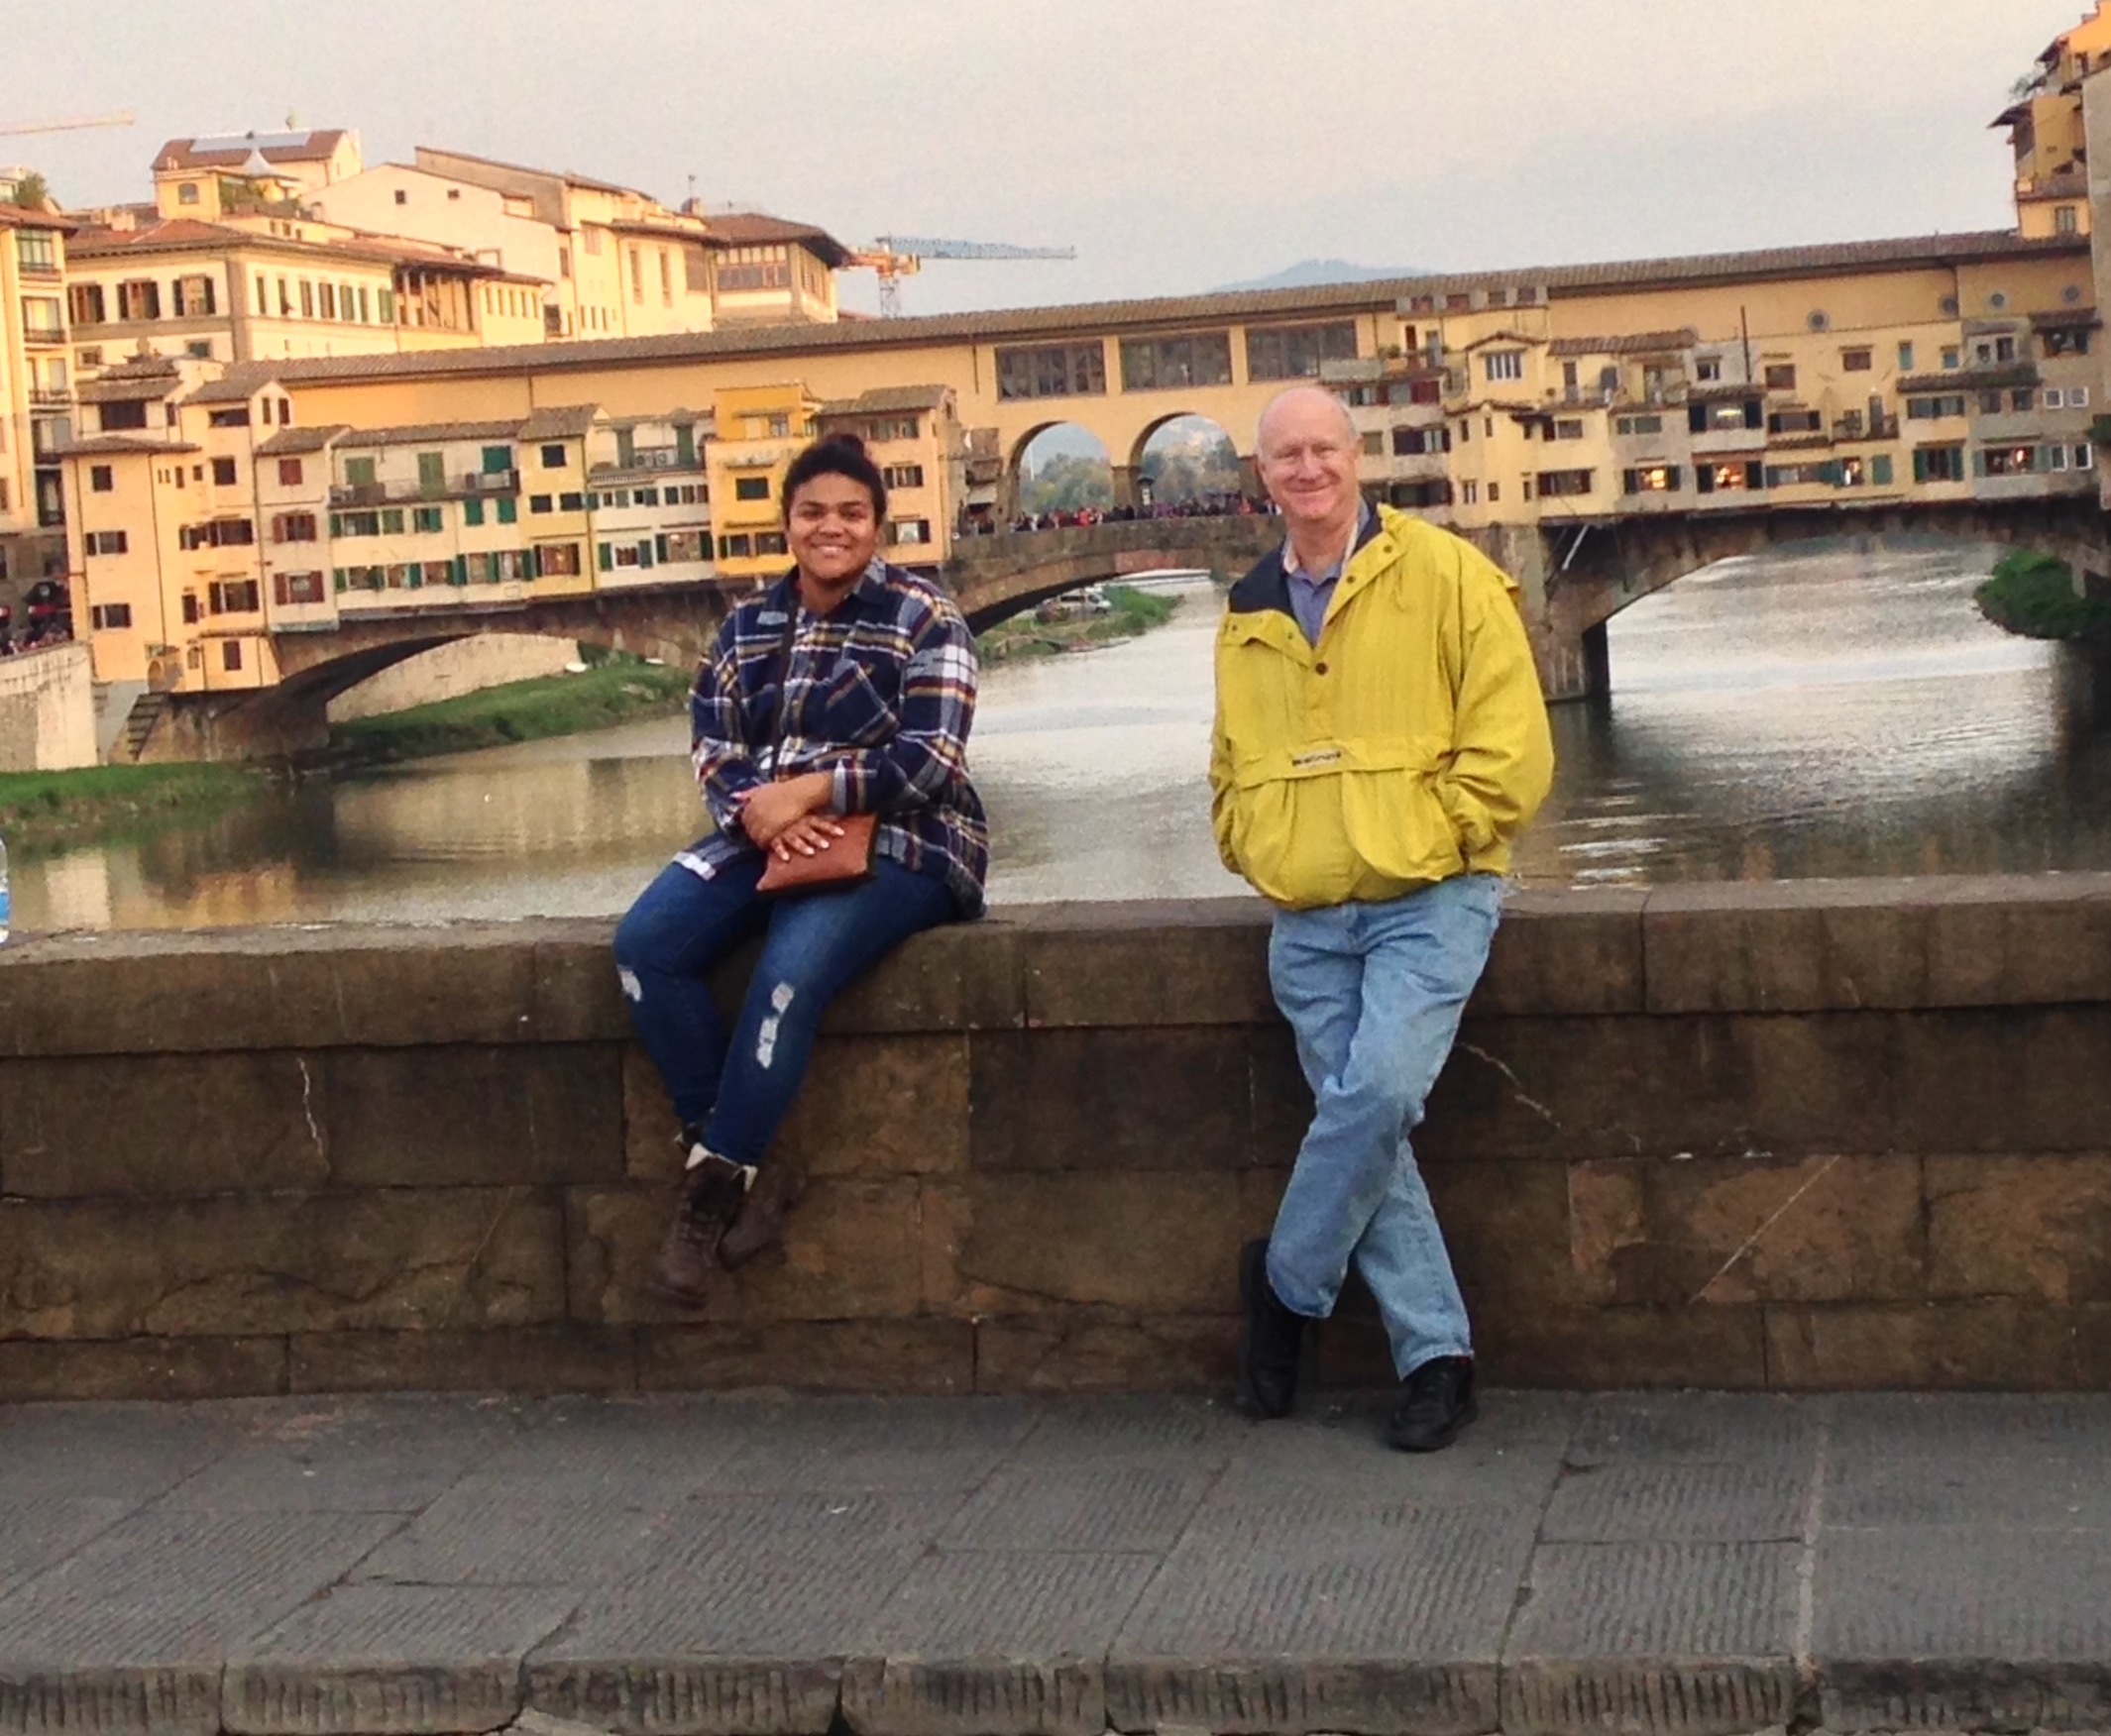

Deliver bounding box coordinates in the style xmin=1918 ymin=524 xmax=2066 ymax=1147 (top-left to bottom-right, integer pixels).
xmin=1019 ymin=452 xmax=1112 ymax=514
xmin=8 ymin=170 xmax=53 ymax=212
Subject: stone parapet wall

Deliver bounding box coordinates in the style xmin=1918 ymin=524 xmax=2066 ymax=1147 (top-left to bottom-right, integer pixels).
xmin=0 ymin=642 xmax=96 ymax=772
xmin=0 ymin=876 xmax=2107 ymax=1402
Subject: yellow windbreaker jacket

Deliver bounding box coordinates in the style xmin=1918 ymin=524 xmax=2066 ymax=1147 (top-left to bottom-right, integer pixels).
xmin=1209 ymin=505 xmax=1555 ymax=910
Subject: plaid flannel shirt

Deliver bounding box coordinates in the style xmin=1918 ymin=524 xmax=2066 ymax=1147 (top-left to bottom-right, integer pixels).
xmin=676 ymin=561 xmax=989 ymax=916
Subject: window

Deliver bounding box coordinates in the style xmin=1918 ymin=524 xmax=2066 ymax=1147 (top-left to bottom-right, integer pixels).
xmin=1119 ymin=331 xmax=1235 ymax=390
xmin=273 ymin=571 xmax=327 ymax=605
xmin=412 ymin=506 xmax=444 ymax=533
xmin=1768 ymin=409 xmax=1824 ymax=434
xmin=76 ymin=346 xmax=102 ymax=367
xmin=1764 ymin=364 xmax=1798 ymax=389
xmin=497 ymin=496 xmax=518 ymax=524
xmin=1360 ymin=431 xmax=1385 ymax=456
xmin=1487 ymin=482 xmax=1500 ymax=502
xmin=1614 ymin=414 xmax=1664 ymax=435
xmin=2056 ymin=204 xmax=2080 ymax=235
xmin=222 ymin=641 xmax=244 ymax=671
xmin=1622 ymin=465 xmax=1682 ymax=494
xmin=996 ymin=341 xmax=1108 ymax=399
xmin=89 ymin=602 xmax=133 ymax=629
xmin=536 ymin=542 xmax=582 ymax=577
xmin=209 ymin=579 xmax=262 ymax=613
xmin=629 ymin=245 xmax=643 ymax=303
xmin=2047 ymin=387 xmax=2066 ymax=409
xmin=658 ymin=529 xmax=708 ymax=564
xmin=182 ymin=592 xmax=200 ymax=623
xmin=529 ymin=495 xmax=553 ymax=514
xmin=1972 ymin=336 xmax=2018 ymax=366
xmin=344 ymin=455 xmax=377 ymax=486
xmin=2044 ymin=326 xmax=2094 ymax=358
xmin=718 ymin=532 xmax=753 ymax=559
xmin=1483 ymin=350 xmax=1524 ymax=382
xmin=1688 ymin=399 xmax=1764 ymax=432
xmin=1550 ymin=418 xmax=1585 ymax=440
xmin=1245 ymin=321 xmax=1358 ymax=382
xmin=318 ymin=282 xmax=335 ymax=320
xmin=207 ymin=406 xmax=251 ymax=428
xmin=1979 ymin=392 xmax=2003 ymax=415
xmin=14 ymin=229 xmax=56 ymax=271
xmin=1976 ymin=444 xmax=2038 ymax=477
xmin=2078 ymin=442 xmax=2096 ymax=470
xmin=117 ymin=279 xmax=161 ymax=321
xmin=1905 ymin=394 xmax=1967 ymax=420
xmin=394 ymin=188 xmax=408 ymax=206
xmin=1695 ymin=461 xmax=1765 ymax=493
xmin=888 ymin=518 xmax=932 ymax=545
xmin=1695 ymin=357 xmax=1722 ymax=382
xmin=1897 ymin=341 xmax=1916 ymax=371
xmin=85 ymin=529 xmax=129 ymax=555
xmin=90 ymin=465 xmax=114 ymax=492
xmin=1535 ymin=470 xmax=1594 ymax=498
xmin=278 ymin=458 xmax=304 ymax=487
xmin=2013 ymin=389 xmax=2035 ymax=412
xmin=733 ymin=476 xmax=771 ymax=501
xmin=172 ymin=274 xmax=216 ymax=317
xmin=1841 ymin=348 xmax=1873 ymax=373
xmin=298 ymin=279 xmax=314 ymax=318
xmin=68 ymin=283 xmax=105 ymax=325
xmin=211 ymin=456 xmax=237 ymax=486
xmin=601 ymin=540 xmax=644 ymax=570
xmin=541 ymin=443 xmax=567 ymax=469
xmin=1941 ymin=347 xmax=1960 ymax=370
xmin=463 ymin=497 xmax=486 ymax=527
xmin=1460 ymin=481 xmax=1479 ymax=505
xmin=2074 ymin=385 xmax=2093 ymax=407
xmin=278 ymin=397 xmax=292 ymax=426
xmin=558 ymin=491 xmax=585 ymax=511
xmin=756 ymin=531 xmax=788 ymax=557
xmin=272 ymin=512 xmax=318 ymax=542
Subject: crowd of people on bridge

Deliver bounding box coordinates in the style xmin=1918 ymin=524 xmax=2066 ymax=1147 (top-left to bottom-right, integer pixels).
xmin=999 ymin=493 xmax=1273 ymax=534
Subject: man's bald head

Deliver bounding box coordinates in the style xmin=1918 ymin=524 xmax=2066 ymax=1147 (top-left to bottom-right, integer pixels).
xmin=1255 ymin=384 xmax=1358 ymax=461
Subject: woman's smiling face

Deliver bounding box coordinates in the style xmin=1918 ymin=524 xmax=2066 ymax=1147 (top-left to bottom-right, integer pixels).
xmin=786 ymin=471 xmax=881 ymax=588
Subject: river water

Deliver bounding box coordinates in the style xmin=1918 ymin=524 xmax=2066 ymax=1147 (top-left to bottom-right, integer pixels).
xmin=14 ymin=543 xmax=2110 ymax=932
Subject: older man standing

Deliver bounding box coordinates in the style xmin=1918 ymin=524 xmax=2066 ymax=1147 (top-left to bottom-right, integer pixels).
xmin=1209 ymin=384 xmax=1554 ymax=1451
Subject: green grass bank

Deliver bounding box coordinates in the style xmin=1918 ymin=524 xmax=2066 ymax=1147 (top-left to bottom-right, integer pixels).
xmin=326 ymin=654 xmax=692 ymax=766
xmin=0 ymin=763 xmax=275 ymax=852
xmin=977 ymin=584 xmax=1180 ymax=665
xmin=1975 ymin=551 xmax=2111 ymax=643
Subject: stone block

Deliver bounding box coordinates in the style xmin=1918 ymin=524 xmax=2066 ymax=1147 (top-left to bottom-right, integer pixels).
xmin=318 ymin=1045 xmax=621 ymax=1188
xmin=1539 ymin=1462 xmax=1811 ymax=1543
xmin=1643 ymin=878 xmax=1941 ymax=1015
xmin=0 ymin=1669 xmax=223 ymax=1736
xmin=529 ymin=922 xmax=628 ymax=1042
xmin=0 ymin=1335 xmax=288 ymax=1404
xmin=1476 ymin=1304 xmax=1769 ymax=1391
xmin=526 ymin=1657 xmax=840 ymax=1736
xmin=775 ymin=1035 xmax=968 ymax=1181
xmin=0 ymin=925 xmax=545 ymax=1056
xmin=817 ymin=918 xmax=1023 ymax=1033
xmin=935 ymin=1171 xmax=1278 ymax=1315
xmin=1889 ymin=1007 xmax=2111 ymax=1154
xmin=1423 ymin=1160 xmax=1599 ymax=1316
xmin=225 ymin=1585 xmax=582 ymax=1734
xmin=289 ymin=1328 xmax=638 ymax=1396
xmin=1015 ymin=900 xmax=1275 ymax=1028
xmin=968 ymin=1028 xmax=1260 ymax=1171
xmin=1922 ymin=873 xmax=2111 ymax=1009
xmin=0 ymin=1191 xmax=566 ymax=1340
xmin=971 ymin=1315 xmax=1240 ymax=1393
xmin=1477 ymin=888 xmax=1648 ymax=1017
xmin=1249 ymin=1026 xmax=1315 ymax=1167
xmin=0 ymin=1053 xmax=328 ymax=1199
xmin=634 ymin=1319 xmax=974 ymax=1393
xmin=1763 ymin=1301 xmax=2078 ymax=1389
xmin=564 ymin=1180 xmax=925 ymax=1326
xmin=1927 ymin=1153 xmax=2111 ymax=1304
xmin=1563 ymin=1154 xmax=1924 ymax=1307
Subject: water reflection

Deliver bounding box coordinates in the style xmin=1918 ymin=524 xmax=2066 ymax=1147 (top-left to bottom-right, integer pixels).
xmin=12 ymin=547 xmax=2109 ymax=931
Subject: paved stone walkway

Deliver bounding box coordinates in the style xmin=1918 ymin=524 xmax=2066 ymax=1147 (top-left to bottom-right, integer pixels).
xmin=2 ymin=1389 xmax=2109 ymax=1736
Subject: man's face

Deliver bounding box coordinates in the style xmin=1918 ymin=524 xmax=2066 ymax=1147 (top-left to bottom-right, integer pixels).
xmin=1257 ymin=395 xmax=1360 ymax=530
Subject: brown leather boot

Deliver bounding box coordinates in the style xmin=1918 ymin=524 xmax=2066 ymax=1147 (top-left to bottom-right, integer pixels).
xmin=649 ymin=1152 xmax=753 ymax=1306
xmin=719 ymin=1160 xmax=807 ymax=1270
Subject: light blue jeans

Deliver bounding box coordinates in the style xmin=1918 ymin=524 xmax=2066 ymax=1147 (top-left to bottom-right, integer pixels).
xmin=1265 ymin=872 xmax=1505 ymax=1378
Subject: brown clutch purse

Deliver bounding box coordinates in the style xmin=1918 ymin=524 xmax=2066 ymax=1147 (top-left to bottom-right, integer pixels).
xmin=757 ymin=809 xmax=878 ymax=895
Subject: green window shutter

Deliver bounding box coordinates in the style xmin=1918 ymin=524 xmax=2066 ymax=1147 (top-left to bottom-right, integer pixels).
xmin=655 ymin=534 xmax=669 ymax=563
xmin=675 ymin=423 xmax=697 ymax=465
xmin=463 ymin=497 xmax=485 ymax=526
xmin=382 ymin=508 xmax=403 ymax=534
xmin=498 ymin=497 xmax=517 ymax=524
xmin=328 ymin=513 xmax=343 ymax=537
xmin=332 ymin=568 xmax=346 ymax=592
xmin=639 ymin=540 xmax=654 ymax=569
xmin=1972 ymin=450 xmax=1989 ymax=477
xmin=615 ymin=428 xmax=635 ymax=467
xmin=1871 ymin=454 xmax=1893 ymax=487
xmin=453 ymin=555 xmax=469 ymax=586
xmin=598 ymin=542 xmax=612 ymax=572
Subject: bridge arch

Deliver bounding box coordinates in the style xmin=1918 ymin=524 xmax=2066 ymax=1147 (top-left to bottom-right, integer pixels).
xmin=1007 ymin=422 xmax=1114 ymax=525
xmin=1131 ymin=412 xmax=1248 ymax=509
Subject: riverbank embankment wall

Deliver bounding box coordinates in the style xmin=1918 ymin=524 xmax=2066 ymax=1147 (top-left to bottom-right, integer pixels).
xmin=1 ymin=876 xmax=2106 ymax=1402
xmin=0 ymin=643 xmax=96 ymax=772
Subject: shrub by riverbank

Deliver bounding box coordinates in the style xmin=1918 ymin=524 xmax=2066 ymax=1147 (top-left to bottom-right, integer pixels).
xmin=978 ymin=584 xmax=1180 ymax=664
xmin=0 ymin=763 xmax=272 ymax=851
xmin=327 ymin=656 xmax=692 ymax=765
xmin=1975 ymin=551 xmax=2111 ymax=642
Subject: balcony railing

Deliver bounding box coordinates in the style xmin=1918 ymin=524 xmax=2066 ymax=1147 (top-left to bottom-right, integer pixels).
xmin=27 ymin=388 xmax=72 ymax=408
xmin=464 ymin=470 xmax=519 ymax=492
xmin=1833 ymin=415 xmax=1901 ymax=443
xmin=329 ymin=471 xmax=520 ymax=506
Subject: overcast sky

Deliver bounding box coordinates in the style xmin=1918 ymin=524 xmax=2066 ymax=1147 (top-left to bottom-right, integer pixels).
xmin=11 ymin=0 xmax=2096 ymax=316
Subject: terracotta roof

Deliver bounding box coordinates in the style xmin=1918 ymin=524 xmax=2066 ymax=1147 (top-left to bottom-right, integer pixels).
xmin=52 ymin=435 xmax=200 ymax=457
xmin=1687 ymin=382 xmax=1765 ymax=402
xmin=68 ymin=216 xmax=496 ymax=276
xmin=335 ymin=417 xmax=529 ymax=448
xmin=517 ymin=404 xmax=600 ymax=439
xmin=189 ymin=229 xmax=2092 ymax=392
xmin=2032 ymin=307 xmax=2102 ymax=329
xmin=153 ymin=130 xmax=354 ymax=172
xmin=815 ymin=383 xmax=954 ymax=416
xmin=184 ymin=374 xmax=284 ymax=405
xmin=78 ymin=375 xmax=186 ymax=404
xmin=256 ymin=425 xmax=352 ymax=456
xmin=1899 ymin=366 xmax=2039 ymax=392
xmin=1458 ymin=330 xmax=1542 ymax=352
xmin=0 ymin=201 xmax=75 ymax=232
xmin=706 ymin=212 xmax=851 ymax=268
xmin=412 ymin=145 xmax=638 ymax=198
xmin=1548 ymin=328 xmax=1700 ymax=358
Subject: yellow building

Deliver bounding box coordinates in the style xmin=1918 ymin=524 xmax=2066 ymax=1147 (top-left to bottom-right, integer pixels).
xmin=701 ymin=212 xmax=846 ymax=327
xmin=813 ymin=383 xmax=967 ymax=570
xmin=148 ymin=130 xmax=366 ymax=221
xmin=704 ymin=382 xmax=820 ymax=584
xmin=1995 ymin=3 xmax=2111 ymax=240
xmin=0 ymin=199 xmax=75 ymax=593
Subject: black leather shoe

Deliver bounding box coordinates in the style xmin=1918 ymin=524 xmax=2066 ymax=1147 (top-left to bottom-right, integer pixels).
xmin=1236 ymin=1239 xmax=1305 ymax=1419
xmin=1386 ymin=1355 xmax=1478 ymax=1453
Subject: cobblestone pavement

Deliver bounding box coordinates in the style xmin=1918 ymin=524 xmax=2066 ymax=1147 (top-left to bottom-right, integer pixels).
xmin=3 ymin=1389 xmax=2110 ymax=1736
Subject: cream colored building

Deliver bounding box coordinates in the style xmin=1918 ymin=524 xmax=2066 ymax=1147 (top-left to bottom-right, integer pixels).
xmin=0 ymin=199 xmax=74 ymax=591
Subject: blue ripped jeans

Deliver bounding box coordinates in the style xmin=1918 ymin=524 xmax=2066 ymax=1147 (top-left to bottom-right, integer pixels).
xmin=613 ymin=854 xmax=957 ymax=1166
xmin=1265 ymin=873 xmax=1505 ymax=1378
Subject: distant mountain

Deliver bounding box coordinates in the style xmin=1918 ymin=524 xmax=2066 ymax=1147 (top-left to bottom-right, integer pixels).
xmin=1213 ymin=259 xmax=1424 ymax=292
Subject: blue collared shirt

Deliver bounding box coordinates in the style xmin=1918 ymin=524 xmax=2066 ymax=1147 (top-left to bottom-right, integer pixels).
xmin=1282 ymin=503 xmax=1373 ymax=644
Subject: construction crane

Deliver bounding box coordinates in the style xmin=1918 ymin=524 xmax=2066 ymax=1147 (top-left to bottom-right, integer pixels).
xmin=0 ymin=110 xmax=135 ymax=138
xmin=846 ymin=234 xmax=1076 ymax=317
